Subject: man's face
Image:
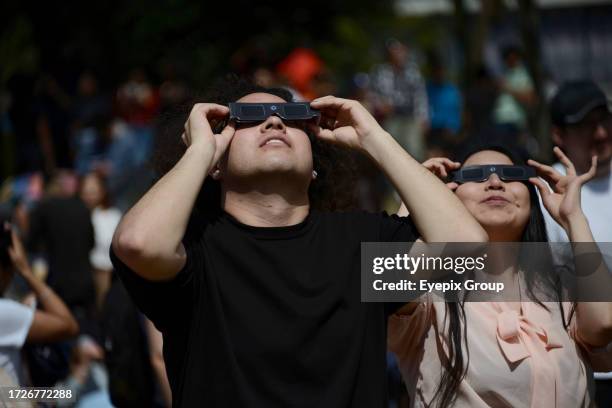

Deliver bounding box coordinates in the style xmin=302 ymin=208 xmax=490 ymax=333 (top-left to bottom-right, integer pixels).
xmin=219 ymin=93 xmax=314 ymax=186
xmin=557 ymin=107 xmax=612 ymax=176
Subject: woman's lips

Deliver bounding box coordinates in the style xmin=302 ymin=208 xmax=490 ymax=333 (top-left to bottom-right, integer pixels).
xmin=481 ymin=195 xmax=510 ymax=204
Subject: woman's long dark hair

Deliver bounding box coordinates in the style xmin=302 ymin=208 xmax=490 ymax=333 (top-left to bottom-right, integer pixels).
xmin=432 ymin=140 xmax=572 ymax=408
xmin=152 ymin=76 xmax=358 ymax=238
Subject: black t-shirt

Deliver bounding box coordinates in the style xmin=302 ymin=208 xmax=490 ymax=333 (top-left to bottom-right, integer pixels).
xmin=110 ymin=210 xmax=418 ymax=407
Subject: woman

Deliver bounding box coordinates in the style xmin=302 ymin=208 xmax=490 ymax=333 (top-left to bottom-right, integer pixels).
xmin=79 ymin=172 xmax=121 ymax=310
xmin=0 ymin=223 xmax=79 ymax=386
xmin=389 ymin=143 xmax=612 ymax=407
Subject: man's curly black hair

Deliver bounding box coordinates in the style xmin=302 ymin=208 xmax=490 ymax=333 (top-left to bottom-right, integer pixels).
xmin=153 ymin=75 xmax=358 ymax=226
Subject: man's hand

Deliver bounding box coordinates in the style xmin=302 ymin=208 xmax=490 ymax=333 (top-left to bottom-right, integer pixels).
xmin=309 ymin=96 xmax=385 ymax=150
xmin=181 ymin=103 xmax=235 ymax=171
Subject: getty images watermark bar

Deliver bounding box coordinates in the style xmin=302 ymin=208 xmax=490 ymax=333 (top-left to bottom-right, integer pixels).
xmin=360 ymin=242 xmax=612 ymax=302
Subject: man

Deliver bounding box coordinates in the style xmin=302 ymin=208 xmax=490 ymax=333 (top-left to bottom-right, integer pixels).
xmin=369 ymin=39 xmax=429 ymax=161
xmin=111 ymin=79 xmax=486 ymax=407
xmin=544 ymin=80 xmax=612 ymax=407
xmin=493 ymin=46 xmax=536 ymax=137
xmin=545 ymin=81 xmax=612 ymax=250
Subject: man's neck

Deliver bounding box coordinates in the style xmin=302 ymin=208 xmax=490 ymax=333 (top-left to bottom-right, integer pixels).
xmin=222 ymin=187 xmax=310 ymax=228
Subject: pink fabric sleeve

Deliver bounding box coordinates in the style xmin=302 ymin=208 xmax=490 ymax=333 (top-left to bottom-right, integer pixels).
xmin=566 ymin=303 xmax=612 ymax=372
xmin=387 ymin=295 xmax=433 ymax=361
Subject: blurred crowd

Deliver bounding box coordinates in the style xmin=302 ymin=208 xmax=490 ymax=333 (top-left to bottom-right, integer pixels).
xmin=0 ymin=37 xmax=610 ymax=407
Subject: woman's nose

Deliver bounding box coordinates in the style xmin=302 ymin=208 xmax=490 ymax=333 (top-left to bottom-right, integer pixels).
xmin=485 ymin=173 xmax=504 ymax=190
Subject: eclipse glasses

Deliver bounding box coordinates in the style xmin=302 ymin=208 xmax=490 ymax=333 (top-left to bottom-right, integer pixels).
xmin=228 ymin=102 xmax=321 ymax=124
xmin=450 ymin=165 xmax=536 ymax=184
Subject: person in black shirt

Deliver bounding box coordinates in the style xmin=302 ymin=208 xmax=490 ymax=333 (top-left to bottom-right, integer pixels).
xmin=111 ymin=78 xmax=487 ymax=407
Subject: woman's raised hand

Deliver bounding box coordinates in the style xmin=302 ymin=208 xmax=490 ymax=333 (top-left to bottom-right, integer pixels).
xmin=421 ymin=157 xmax=461 ymax=191
xmin=527 ymin=146 xmax=597 ymax=232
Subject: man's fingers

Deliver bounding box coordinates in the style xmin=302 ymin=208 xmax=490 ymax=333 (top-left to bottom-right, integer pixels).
xmin=313 ymin=126 xmax=339 ymax=144
xmin=193 ymin=103 xmax=229 ymax=117
xmin=218 ymin=122 xmax=236 ymax=139
xmin=310 ymin=96 xmax=352 ymax=115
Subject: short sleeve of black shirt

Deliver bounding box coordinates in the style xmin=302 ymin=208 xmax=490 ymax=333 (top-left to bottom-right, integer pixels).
xmin=109 ymin=236 xmax=203 ymax=333
xmin=376 ymin=212 xmax=420 ymax=316
xmin=377 ymin=212 xmax=420 ymax=242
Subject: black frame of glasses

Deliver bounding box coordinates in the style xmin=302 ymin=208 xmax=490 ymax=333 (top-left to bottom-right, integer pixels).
xmin=450 ymin=165 xmax=537 ymax=184
xmin=228 ymin=102 xmax=321 ymax=124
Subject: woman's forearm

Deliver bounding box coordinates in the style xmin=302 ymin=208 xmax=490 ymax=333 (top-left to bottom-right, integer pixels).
xmin=568 ymin=215 xmax=612 ymax=347
xmin=22 ymin=268 xmax=76 ymax=325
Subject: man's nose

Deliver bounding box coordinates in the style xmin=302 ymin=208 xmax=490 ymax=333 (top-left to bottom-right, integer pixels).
xmin=262 ymin=115 xmax=286 ymax=131
xmin=594 ymin=123 xmax=609 ymax=141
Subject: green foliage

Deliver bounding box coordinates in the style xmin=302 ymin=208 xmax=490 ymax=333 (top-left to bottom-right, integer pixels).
xmin=0 ymin=15 xmax=39 ymax=86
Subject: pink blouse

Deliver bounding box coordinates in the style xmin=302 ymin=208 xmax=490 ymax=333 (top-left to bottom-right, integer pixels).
xmin=388 ymin=298 xmax=612 ymax=407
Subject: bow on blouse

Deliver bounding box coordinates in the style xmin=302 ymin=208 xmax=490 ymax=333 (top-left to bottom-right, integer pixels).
xmin=496 ymin=308 xmax=564 ymax=362
xmin=494 ymin=304 xmax=564 ymax=408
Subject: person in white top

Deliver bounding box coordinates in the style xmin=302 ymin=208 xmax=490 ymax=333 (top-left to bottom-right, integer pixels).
xmin=0 ymin=223 xmax=79 ymax=386
xmin=79 ymin=173 xmax=122 ymax=310
xmin=544 ymin=80 xmax=612 ymax=406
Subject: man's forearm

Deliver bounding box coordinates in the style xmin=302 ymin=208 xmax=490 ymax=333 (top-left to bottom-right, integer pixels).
xmin=113 ymin=143 xmax=213 ymax=275
xmin=362 ymin=131 xmax=487 ymax=242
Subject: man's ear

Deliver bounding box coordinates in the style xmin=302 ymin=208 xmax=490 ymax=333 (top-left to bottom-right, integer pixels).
xmin=551 ymin=126 xmax=564 ymax=148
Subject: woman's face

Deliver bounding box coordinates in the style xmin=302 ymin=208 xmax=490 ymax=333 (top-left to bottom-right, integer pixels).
xmin=219 ymin=93 xmax=313 ymax=185
xmin=80 ymin=174 xmax=105 ymax=209
xmin=454 ymin=150 xmax=531 ymax=240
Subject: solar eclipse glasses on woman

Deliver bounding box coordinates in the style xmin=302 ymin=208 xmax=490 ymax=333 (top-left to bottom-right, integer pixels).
xmin=228 ymin=102 xmax=321 ymax=125
xmin=450 ymin=165 xmax=536 ymax=184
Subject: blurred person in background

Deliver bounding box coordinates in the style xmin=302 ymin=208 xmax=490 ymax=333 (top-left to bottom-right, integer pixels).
xmin=369 ymin=38 xmax=429 ymax=161
xmin=115 ymin=68 xmax=159 ymax=162
xmin=464 ymin=66 xmax=499 ymax=135
xmin=27 ymin=171 xmax=96 ymax=334
xmin=0 ymin=222 xmax=78 ymax=386
xmin=492 ymin=46 xmax=537 ymax=141
xmin=35 ymin=75 xmax=74 ymax=174
xmin=79 ymin=172 xmax=122 ymax=311
xmin=425 ymin=55 xmax=463 ymax=159
xmin=71 ymin=71 xmax=112 ymax=176
xmin=100 ymin=271 xmax=159 ymax=407
xmin=426 ymin=54 xmax=462 ymax=136
xmin=146 ymin=317 xmax=172 ymax=407
xmin=544 ymin=80 xmax=612 ymax=407
xmin=53 ymin=335 xmax=113 ymax=408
